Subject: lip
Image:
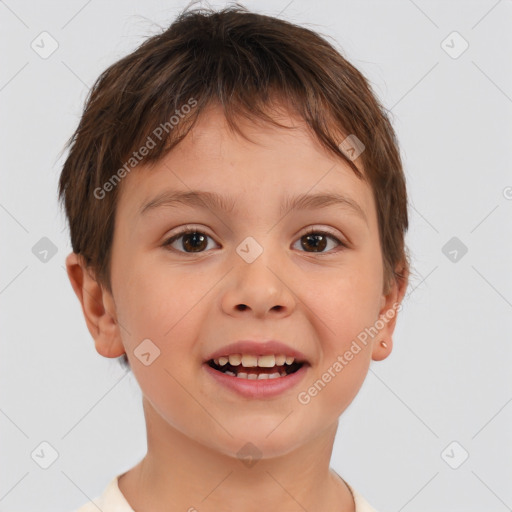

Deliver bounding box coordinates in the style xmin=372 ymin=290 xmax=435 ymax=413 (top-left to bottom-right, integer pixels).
xmin=204 ymin=340 xmax=309 ymax=363
xmin=202 ymin=361 xmax=310 ymax=399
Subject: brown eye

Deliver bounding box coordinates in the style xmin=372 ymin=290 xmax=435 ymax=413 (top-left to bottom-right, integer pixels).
xmin=295 ymin=229 xmax=345 ymax=254
xmin=163 ymin=230 xmax=216 ymax=253
xmin=301 ymin=233 xmax=328 ymax=252
xmin=181 ymin=232 xmax=208 ymax=252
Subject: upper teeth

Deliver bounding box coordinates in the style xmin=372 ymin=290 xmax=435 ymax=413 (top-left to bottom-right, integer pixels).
xmin=214 ymin=354 xmax=295 ymax=367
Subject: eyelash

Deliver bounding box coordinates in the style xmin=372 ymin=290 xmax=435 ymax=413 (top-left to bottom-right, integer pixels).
xmin=162 ymin=226 xmax=347 ymax=255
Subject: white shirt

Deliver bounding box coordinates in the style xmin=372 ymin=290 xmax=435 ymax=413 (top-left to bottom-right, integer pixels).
xmin=72 ymin=474 xmax=378 ymax=512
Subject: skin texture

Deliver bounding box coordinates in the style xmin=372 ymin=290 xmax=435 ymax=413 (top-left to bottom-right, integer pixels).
xmin=66 ymin=104 xmax=408 ymax=512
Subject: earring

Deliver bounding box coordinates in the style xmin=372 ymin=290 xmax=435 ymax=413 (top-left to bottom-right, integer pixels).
xmin=380 ymin=340 xmax=388 ymax=349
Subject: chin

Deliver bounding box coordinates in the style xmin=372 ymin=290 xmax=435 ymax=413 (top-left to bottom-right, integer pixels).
xmin=216 ymin=425 xmax=307 ymax=461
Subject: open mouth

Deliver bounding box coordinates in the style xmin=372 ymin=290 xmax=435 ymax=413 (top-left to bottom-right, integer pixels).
xmin=207 ymin=355 xmax=306 ymax=380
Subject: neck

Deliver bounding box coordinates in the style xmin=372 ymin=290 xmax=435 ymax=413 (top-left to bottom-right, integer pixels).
xmin=118 ymin=397 xmax=355 ymax=512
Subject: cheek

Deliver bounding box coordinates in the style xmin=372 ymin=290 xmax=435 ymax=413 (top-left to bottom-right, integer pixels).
xmin=303 ymin=254 xmax=381 ymax=403
xmin=116 ymin=259 xmax=219 ymax=373
xmin=320 ymin=353 xmax=371 ymax=416
xmin=314 ymin=261 xmax=382 ymax=332
xmin=115 ymin=258 xmax=193 ymax=346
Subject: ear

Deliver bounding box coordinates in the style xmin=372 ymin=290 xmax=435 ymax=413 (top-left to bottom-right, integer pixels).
xmin=371 ymin=264 xmax=409 ymax=361
xmin=65 ymin=252 xmax=125 ymax=359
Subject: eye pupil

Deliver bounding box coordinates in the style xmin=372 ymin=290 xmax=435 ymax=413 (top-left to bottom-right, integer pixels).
xmin=182 ymin=232 xmax=207 ymax=252
xmin=302 ymin=233 xmax=327 ymax=252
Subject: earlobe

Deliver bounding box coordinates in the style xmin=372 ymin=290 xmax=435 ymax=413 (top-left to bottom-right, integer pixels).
xmin=372 ymin=339 xmax=392 ymax=361
xmin=65 ymin=252 xmax=125 ymax=359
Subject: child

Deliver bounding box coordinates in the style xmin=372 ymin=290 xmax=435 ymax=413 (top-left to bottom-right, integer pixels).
xmin=60 ymin=3 xmax=410 ymax=511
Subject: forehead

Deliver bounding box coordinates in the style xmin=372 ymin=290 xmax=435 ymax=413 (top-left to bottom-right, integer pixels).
xmin=116 ymin=104 xmax=374 ymax=224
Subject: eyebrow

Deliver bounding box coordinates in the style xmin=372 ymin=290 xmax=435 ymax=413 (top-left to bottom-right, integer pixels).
xmin=139 ymin=189 xmax=367 ymax=223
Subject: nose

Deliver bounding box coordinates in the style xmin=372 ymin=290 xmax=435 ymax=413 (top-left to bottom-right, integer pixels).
xmin=220 ymin=249 xmax=296 ymax=319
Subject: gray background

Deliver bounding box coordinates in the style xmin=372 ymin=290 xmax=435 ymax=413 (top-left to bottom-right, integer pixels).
xmin=1 ymin=0 xmax=511 ymax=510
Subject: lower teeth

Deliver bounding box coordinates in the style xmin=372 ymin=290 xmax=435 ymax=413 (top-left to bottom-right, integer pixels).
xmin=224 ymin=370 xmax=286 ymax=379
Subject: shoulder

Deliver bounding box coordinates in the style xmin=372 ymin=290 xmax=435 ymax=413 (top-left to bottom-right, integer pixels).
xmin=71 ymin=475 xmax=134 ymax=512
xmin=345 ymin=482 xmax=380 ymax=512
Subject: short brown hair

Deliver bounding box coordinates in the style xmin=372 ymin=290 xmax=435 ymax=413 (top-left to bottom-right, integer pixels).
xmin=58 ymin=3 xmax=410 ymax=368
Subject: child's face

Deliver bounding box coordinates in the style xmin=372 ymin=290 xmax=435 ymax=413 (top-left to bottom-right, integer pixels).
xmin=81 ymin=104 xmax=403 ymax=459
